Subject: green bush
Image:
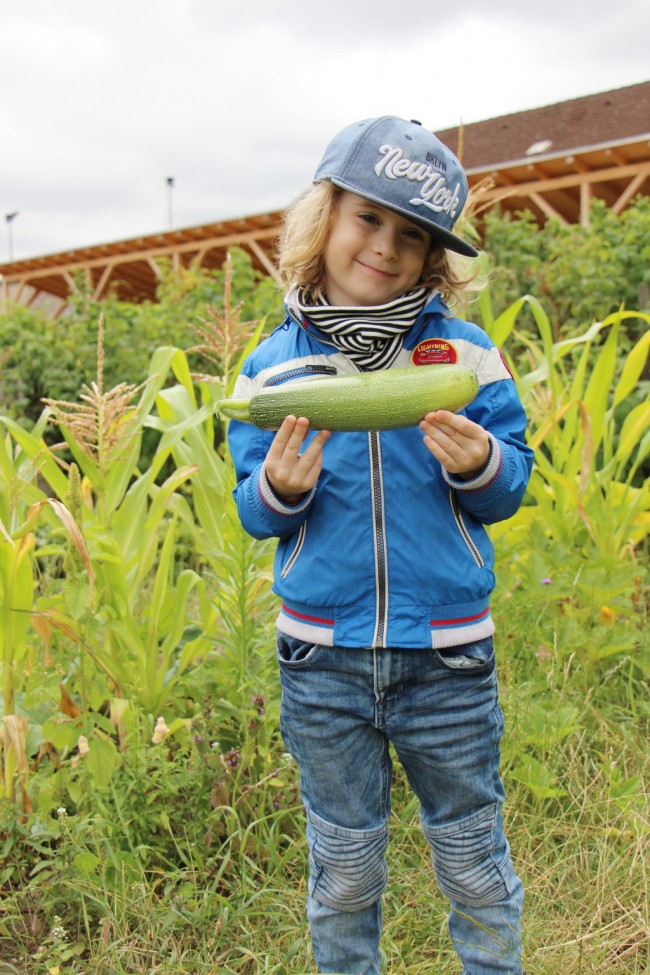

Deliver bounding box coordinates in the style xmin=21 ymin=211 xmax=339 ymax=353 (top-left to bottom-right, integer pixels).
xmin=0 ymin=248 xmax=284 ymax=433
xmin=478 ymin=195 xmax=650 ymax=344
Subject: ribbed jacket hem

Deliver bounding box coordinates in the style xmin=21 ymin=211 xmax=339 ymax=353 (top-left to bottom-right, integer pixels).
xmin=276 ymin=601 xmax=495 ymax=650
xmin=430 ymin=614 xmax=495 ymax=649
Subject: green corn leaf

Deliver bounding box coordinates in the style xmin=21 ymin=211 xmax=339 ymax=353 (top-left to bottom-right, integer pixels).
xmin=615 ymin=403 xmax=650 ymax=481
xmin=102 ymin=429 xmax=144 ymax=519
xmin=0 ymin=416 xmax=69 ymax=499
xmin=0 ymin=533 xmax=35 ymax=714
xmin=156 ymin=571 xmax=203 ymax=690
xmin=583 ymin=320 xmax=620 ymax=452
xmin=625 ymin=430 xmax=650 ymax=484
xmin=109 ymin=474 xmax=152 ymax=567
xmin=145 ymin=466 xmax=198 ymax=538
xmin=485 ymin=296 xmax=528 ymax=349
xmin=170 ymin=347 xmax=198 ymax=403
xmin=147 ymin=398 xmax=215 ymax=482
xmin=613 ymin=323 xmax=650 ymax=406
xmin=477 ymin=286 xmax=495 ymax=334
xmin=57 ymin=426 xmax=106 ymax=496
xmin=146 ymin=516 xmax=179 ymax=693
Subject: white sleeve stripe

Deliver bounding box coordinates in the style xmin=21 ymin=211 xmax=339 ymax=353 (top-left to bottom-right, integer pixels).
xmin=454 ymin=342 xmax=512 ymax=385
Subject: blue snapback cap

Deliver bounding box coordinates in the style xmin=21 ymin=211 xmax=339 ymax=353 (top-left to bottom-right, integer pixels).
xmin=314 ymin=116 xmax=478 ymax=257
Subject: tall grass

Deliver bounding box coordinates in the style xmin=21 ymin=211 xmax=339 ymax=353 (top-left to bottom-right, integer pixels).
xmin=0 ymin=287 xmax=648 ymax=973
xmin=3 ymin=724 xmax=645 ymax=973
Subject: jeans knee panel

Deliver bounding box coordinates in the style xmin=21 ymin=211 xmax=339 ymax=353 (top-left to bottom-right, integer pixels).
xmin=422 ymin=805 xmax=516 ymax=909
xmin=307 ymin=807 xmax=389 ymax=912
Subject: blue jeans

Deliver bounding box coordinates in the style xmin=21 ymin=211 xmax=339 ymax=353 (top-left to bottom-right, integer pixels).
xmin=277 ymin=633 xmax=523 ymax=975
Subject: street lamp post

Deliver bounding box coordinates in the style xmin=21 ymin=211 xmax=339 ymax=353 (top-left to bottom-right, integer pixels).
xmin=5 ymin=212 xmax=18 ymax=261
xmin=166 ymin=178 xmax=175 ymax=229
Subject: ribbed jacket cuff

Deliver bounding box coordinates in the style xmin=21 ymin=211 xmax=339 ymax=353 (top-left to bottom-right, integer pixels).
xmin=259 ymin=465 xmax=315 ymax=515
xmin=442 ymin=433 xmax=502 ymax=493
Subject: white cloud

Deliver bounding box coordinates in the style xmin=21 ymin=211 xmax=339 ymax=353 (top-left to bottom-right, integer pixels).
xmin=1 ymin=0 xmax=648 ymax=260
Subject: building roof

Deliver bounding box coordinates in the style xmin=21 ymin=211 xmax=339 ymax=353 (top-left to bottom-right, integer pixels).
xmin=436 ymin=80 xmax=650 ymax=226
xmin=2 ymin=80 xmax=649 ymax=315
xmin=437 ymin=80 xmax=650 ymax=169
xmin=0 ymin=210 xmax=284 ymax=314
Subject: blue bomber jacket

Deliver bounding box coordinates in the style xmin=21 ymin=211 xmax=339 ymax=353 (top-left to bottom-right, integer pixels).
xmin=228 ymin=292 xmax=534 ymax=650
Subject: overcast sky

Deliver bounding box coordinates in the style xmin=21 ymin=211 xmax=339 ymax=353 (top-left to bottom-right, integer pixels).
xmin=2 ymin=0 xmax=649 ymax=262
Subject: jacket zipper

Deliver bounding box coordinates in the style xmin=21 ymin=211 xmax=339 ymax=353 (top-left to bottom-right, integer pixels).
xmin=449 ymin=489 xmax=484 ymax=567
xmin=281 ymin=522 xmax=307 ymax=579
xmin=263 ymin=364 xmax=338 ymax=387
xmin=369 ymin=432 xmax=388 ymax=647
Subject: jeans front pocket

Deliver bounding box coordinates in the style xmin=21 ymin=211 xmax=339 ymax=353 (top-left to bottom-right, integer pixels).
xmin=435 ymin=636 xmax=495 ymax=674
xmin=276 ymin=631 xmax=324 ymax=668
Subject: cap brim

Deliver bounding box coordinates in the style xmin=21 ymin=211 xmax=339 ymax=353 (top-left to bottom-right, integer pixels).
xmin=328 ymin=178 xmax=479 ymax=258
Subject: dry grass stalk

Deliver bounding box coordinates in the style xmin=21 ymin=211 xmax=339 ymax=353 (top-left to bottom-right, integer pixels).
xmin=42 ymin=314 xmax=146 ymax=473
xmin=187 ymin=251 xmax=260 ymax=382
xmin=466 ymin=175 xmax=518 ymax=222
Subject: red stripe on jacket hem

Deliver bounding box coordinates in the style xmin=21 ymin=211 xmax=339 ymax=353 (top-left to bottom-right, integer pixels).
xmin=430 ymin=607 xmax=490 ymax=627
xmin=281 ymin=604 xmax=335 ymax=626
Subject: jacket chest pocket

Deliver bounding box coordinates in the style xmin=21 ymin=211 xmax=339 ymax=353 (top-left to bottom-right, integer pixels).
xmin=281 ymin=522 xmax=307 ymax=579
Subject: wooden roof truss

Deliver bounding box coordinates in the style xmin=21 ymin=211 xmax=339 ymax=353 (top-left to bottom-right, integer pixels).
xmin=467 ymin=136 xmax=650 ymax=227
xmin=0 ymin=212 xmax=283 ymax=317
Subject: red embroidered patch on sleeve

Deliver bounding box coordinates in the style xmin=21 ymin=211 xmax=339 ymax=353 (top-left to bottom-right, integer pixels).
xmin=411 ymin=339 xmax=458 ymax=365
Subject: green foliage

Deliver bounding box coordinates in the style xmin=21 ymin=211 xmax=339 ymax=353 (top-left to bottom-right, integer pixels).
xmin=0 ymin=247 xmax=284 ymax=433
xmin=478 ymin=195 xmax=650 ymax=345
xmin=483 ymin=297 xmax=650 ymax=551
xmin=0 ymin=240 xmax=648 ymax=973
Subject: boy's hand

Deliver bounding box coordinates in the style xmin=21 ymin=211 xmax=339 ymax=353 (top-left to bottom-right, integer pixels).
xmin=420 ymin=410 xmax=490 ymax=480
xmin=264 ymin=415 xmax=331 ymax=504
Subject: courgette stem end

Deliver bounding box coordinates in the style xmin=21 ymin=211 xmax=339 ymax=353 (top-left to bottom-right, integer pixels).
xmin=215 ymin=399 xmax=251 ymax=422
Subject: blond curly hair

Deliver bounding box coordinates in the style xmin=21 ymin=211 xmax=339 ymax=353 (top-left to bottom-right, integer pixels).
xmin=277 ymin=181 xmax=479 ymax=307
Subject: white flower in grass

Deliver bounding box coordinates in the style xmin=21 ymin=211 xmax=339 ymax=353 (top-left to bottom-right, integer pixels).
xmin=152 ymin=716 xmax=170 ymax=744
xmin=77 ymin=735 xmax=90 ymax=757
xmin=50 ymin=915 xmax=68 ymax=941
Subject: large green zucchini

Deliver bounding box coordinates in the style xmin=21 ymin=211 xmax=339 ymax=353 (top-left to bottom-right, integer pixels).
xmin=216 ymin=365 xmax=479 ymax=432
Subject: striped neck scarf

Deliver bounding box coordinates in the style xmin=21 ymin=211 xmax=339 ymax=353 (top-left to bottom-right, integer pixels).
xmin=286 ymin=286 xmax=430 ymax=371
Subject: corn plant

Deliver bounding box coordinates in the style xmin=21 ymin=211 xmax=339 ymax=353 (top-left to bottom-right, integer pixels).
xmin=483 ymin=295 xmax=649 ymax=802
xmin=482 ymin=295 xmax=650 ymax=558
xmin=0 ymin=490 xmax=94 ymax=812
xmin=145 ymin=309 xmax=279 ymax=739
xmin=0 ymin=272 xmax=275 ymax=811
xmin=1 ymin=336 xmax=215 ymax=805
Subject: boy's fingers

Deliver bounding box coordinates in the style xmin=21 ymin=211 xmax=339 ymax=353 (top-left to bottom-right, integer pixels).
xmin=266 ymin=419 xmax=330 ymax=493
xmin=421 ymin=411 xmax=479 ymax=444
xmin=300 ymin=428 xmax=331 ymax=461
xmin=423 ymin=410 xmax=463 ymax=431
xmin=268 ymin=416 xmax=307 ymax=460
xmin=420 ymin=421 xmax=460 ymax=449
xmin=268 ymin=415 xmax=296 ymax=450
xmin=284 ymin=416 xmax=310 ymax=455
